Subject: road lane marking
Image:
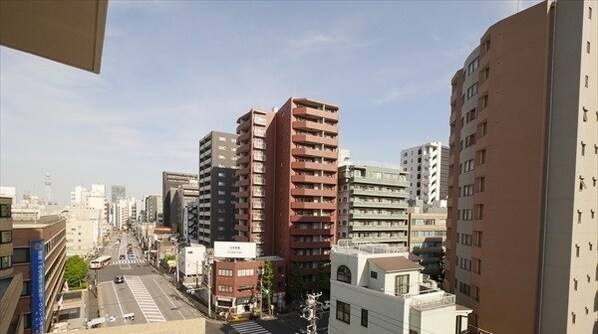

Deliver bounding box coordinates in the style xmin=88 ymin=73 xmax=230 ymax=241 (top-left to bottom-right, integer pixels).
xmin=110 ymin=282 xmax=125 ymax=318
xmin=152 ymin=278 xmax=186 ymax=320
xmin=231 ymin=321 xmax=271 ymax=334
xmin=125 ymin=275 xmax=165 ymax=322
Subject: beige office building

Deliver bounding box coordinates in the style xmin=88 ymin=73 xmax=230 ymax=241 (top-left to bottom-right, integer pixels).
xmin=445 ymin=1 xmax=597 ymax=333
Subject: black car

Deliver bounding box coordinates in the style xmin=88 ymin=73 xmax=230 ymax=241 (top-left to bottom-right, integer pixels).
xmin=119 ymin=255 xmax=126 ymax=260
xmin=114 ymin=276 xmax=124 ymax=284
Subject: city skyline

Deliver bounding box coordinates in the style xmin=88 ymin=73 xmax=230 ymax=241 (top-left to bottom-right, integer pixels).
xmin=0 ymin=1 xmax=541 ymax=204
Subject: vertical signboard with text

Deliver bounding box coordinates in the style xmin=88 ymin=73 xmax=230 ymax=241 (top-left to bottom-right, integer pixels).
xmin=30 ymin=239 xmax=46 ymax=334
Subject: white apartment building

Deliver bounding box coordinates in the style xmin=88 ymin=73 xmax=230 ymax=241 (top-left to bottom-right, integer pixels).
xmin=177 ymin=244 xmax=206 ymax=286
xmin=70 ymin=184 xmax=109 ymax=222
xmin=400 ymin=142 xmax=449 ymax=204
xmin=65 ymin=207 xmax=101 ymax=257
xmin=329 ymin=240 xmax=470 ymax=334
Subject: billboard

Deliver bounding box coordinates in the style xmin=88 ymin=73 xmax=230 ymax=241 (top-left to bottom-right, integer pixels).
xmin=30 ymin=239 xmax=46 ymax=334
xmin=214 ymin=241 xmax=256 ymax=259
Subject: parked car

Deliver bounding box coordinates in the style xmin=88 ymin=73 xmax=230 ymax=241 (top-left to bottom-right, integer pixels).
xmin=322 ymin=300 xmax=330 ymax=311
xmin=114 ymin=276 xmax=124 ymax=284
xmin=119 ymin=255 xmax=126 ymax=260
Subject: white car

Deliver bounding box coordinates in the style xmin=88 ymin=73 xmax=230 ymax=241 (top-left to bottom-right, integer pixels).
xmin=321 ymin=300 xmax=330 ymax=311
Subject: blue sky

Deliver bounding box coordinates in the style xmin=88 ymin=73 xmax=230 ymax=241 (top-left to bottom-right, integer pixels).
xmin=0 ymin=0 xmax=540 ymax=204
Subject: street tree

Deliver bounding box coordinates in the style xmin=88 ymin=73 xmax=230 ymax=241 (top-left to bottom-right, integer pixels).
xmin=314 ymin=261 xmax=329 ymax=296
xmin=289 ymin=264 xmax=304 ymax=302
xmin=65 ymin=255 xmax=88 ymax=288
xmin=262 ymin=261 xmax=274 ymax=312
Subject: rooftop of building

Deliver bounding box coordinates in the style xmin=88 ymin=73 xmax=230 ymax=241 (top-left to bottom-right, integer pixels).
xmin=332 ymin=239 xmax=409 ymax=255
xmin=12 ymin=215 xmax=64 ymax=228
xmin=369 ymin=256 xmax=423 ymax=273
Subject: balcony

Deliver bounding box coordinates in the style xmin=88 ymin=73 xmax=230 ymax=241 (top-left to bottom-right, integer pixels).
xmin=292 ymin=134 xmax=337 ymax=147
xmin=293 ymin=106 xmax=338 ymax=122
xmin=292 ymin=147 xmax=337 ymax=160
xmin=236 ymin=144 xmax=250 ymax=154
xmin=351 ymin=176 xmax=408 ymax=187
xmin=235 ymin=179 xmax=249 ymax=187
xmin=350 ymin=212 xmax=407 ymax=220
xmin=352 ymin=200 xmax=408 ymax=209
xmin=237 ymin=155 xmax=250 ymax=165
xmin=291 ymin=161 xmax=337 ymax=172
xmin=291 ymin=227 xmax=334 ymax=236
xmin=291 ymin=175 xmax=336 ymax=185
xmin=234 ymin=235 xmax=249 ymax=242
xmin=290 ymin=202 xmax=336 ymax=210
xmin=237 ymin=120 xmax=251 ymax=131
xmin=350 ymin=188 xmax=407 ymax=198
xmin=290 ymin=240 xmax=331 ymax=249
xmin=410 ymin=293 xmax=455 ymax=311
xmin=290 ymin=188 xmax=336 ymax=197
xmin=237 ymin=131 xmax=251 ymax=143
xmin=289 ymin=254 xmax=330 ymax=262
xmin=235 ymin=202 xmax=249 ymax=209
xmin=350 ymin=224 xmax=407 ymax=232
xmin=292 ymin=120 xmax=338 ymax=134
xmin=235 ymin=214 xmax=249 ymax=221
xmin=235 ymin=167 xmax=250 ymax=177
xmin=234 ymin=224 xmax=249 ymax=232
xmin=290 ymin=215 xmax=335 ymax=223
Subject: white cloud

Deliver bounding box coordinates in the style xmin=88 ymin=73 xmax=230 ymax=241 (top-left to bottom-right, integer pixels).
xmin=374 ymin=87 xmax=419 ymax=105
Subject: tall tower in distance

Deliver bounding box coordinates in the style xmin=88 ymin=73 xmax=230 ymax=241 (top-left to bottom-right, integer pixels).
xmin=44 ymin=172 xmax=52 ymax=205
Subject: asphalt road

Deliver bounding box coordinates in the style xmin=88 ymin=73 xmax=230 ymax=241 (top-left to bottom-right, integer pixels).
xmin=93 ymin=231 xmax=328 ymax=334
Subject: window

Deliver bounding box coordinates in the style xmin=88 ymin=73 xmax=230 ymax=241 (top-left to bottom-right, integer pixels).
xmin=476 ymin=177 xmax=485 ymax=192
xmin=0 ymin=255 xmax=11 ymax=269
xmin=481 ymin=94 xmax=489 ymax=109
xmin=584 ymin=75 xmax=589 ymax=88
xmin=361 ymin=309 xmax=368 ymax=328
xmin=12 ymin=248 xmax=30 ymax=263
xmin=467 ymin=57 xmax=480 ymax=75
xmin=583 ymin=107 xmax=588 ymax=121
xmin=466 ymin=109 xmax=476 ymax=123
xmin=581 ymin=142 xmax=586 ymax=156
xmin=465 ymin=134 xmax=476 ymax=147
xmin=473 ymin=258 xmax=481 ymax=274
xmin=478 ymin=121 xmax=487 ymax=137
xmin=0 ymin=230 xmax=12 ymax=243
xmin=395 ymin=274 xmax=410 ymax=295
xmin=217 ymin=269 xmax=233 ymax=276
xmin=463 ymin=184 xmax=474 ymax=196
xmin=462 ymin=209 xmax=473 ymax=221
xmin=575 ymin=244 xmax=580 ymax=257
xmin=337 ymin=265 xmax=351 ymax=283
xmin=237 ymin=269 xmax=255 ymax=276
xmin=218 ymin=285 xmax=233 ymax=292
xmin=475 ymin=204 xmax=484 ymax=220
xmin=21 ymin=280 xmax=31 ymax=296
xmin=587 ymin=41 xmax=591 ymax=54
xmin=483 ymin=67 xmax=490 ymax=81
xmin=0 ymin=204 xmax=10 ymax=218
xmin=466 ymin=83 xmax=479 ymax=99
xmin=473 ymin=231 xmax=482 ymax=247
xmin=472 ymin=285 xmax=480 ymax=302
xmin=459 ymin=282 xmax=471 ymax=296
xmin=370 ymin=271 xmax=378 ymax=279
xmin=336 ymin=300 xmax=351 ymax=324
xmin=476 ymin=149 xmax=487 ymax=165
xmin=590 ymin=6 xmax=593 ymax=19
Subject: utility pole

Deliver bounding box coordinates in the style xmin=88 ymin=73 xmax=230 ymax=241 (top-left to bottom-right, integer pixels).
xmin=300 ymin=292 xmax=321 ymax=334
xmin=204 ymin=249 xmax=213 ymax=318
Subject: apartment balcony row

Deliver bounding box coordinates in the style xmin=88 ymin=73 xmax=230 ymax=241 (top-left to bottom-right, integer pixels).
xmin=349 ymin=223 xmax=408 ymax=232
xmin=236 ymin=144 xmax=250 ymax=155
xmin=290 ymin=214 xmax=335 ymax=223
xmin=235 ymin=167 xmax=250 ymax=177
xmin=291 ymin=226 xmax=334 ymax=236
xmin=351 ymin=200 xmax=409 ymax=209
xmin=235 ymin=178 xmax=250 ymax=188
xmin=351 ymin=176 xmax=409 ymax=187
xmin=289 ymin=253 xmax=330 ymax=263
xmin=291 ymin=174 xmax=336 ymax=185
xmin=350 ymin=212 xmax=408 ymax=220
xmin=293 ymin=106 xmax=338 ymax=122
xmin=292 ymin=120 xmax=338 ymax=135
xmin=235 ymin=202 xmax=249 ymax=209
xmin=292 ymin=134 xmax=337 ymax=148
xmin=236 ymin=131 xmax=251 ymax=143
xmin=351 ymin=235 xmax=408 ymax=243
xmin=237 ymin=154 xmax=251 ymax=165
xmin=290 ymin=188 xmax=336 ymax=197
xmin=291 ymin=201 xmax=336 ymax=210
xmin=291 ymin=161 xmax=337 ymax=172
xmin=291 ymin=147 xmax=337 ymax=160
xmin=350 ymin=187 xmax=407 ymax=198
xmin=290 ymin=240 xmax=332 ymax=249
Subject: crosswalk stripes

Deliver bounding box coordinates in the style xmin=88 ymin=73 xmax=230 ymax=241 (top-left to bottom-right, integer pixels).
xmin=113 ymin=259 xmax=146 ymax=265
xmin=230 ymin=321 xmax=271 ymax=334
xmin=125 ymin=275 xmax=166 ymax=322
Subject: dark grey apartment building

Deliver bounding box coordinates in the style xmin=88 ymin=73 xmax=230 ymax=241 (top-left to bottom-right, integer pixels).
xmin=162 ymin=171 xmax=198 ymax=232
xmin=195 ymin=131 xmax=237 ymax=246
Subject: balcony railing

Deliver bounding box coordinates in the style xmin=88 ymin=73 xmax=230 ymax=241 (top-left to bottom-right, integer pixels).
xmin=410 ymin=294 xmax=455 ymax=311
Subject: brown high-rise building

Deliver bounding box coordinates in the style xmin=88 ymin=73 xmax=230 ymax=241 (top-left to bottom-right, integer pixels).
xmin=445 ymin=1 xmax=597 ymax=333
xmin=235 ymin=97 xmax=339 ymax=288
